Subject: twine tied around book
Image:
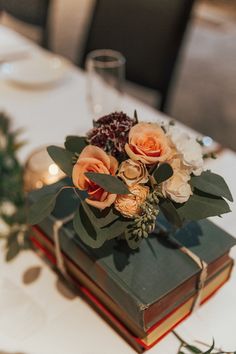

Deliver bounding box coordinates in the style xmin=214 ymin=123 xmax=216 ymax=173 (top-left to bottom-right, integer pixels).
xmin=52 ymin=215 xmax=208 ymax=312
xmin=52 ymin=213 xmax=75 ymax=280
xmin=165 ymin=236 xmax=208 ymax=312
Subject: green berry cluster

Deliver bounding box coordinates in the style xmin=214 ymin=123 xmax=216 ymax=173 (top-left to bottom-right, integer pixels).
xmin=131 ymin=191 xmax=159 ymax=239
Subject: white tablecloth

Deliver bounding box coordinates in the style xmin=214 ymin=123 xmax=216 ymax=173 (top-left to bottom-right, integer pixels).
xmin=0 ymin=25 xmax=236 ymax=354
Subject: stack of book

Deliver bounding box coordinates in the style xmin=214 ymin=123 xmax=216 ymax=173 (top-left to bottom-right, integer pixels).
xmin=29 ymin=181 xmax=235 ymax=352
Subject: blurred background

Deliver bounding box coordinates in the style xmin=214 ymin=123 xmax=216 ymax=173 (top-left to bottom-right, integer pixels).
xmin=1 ymin=0 xmax=236 ymax=150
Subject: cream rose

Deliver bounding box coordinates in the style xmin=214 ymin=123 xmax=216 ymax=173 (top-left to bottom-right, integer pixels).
xmin=168 ymin=126 xmax=204 ymax=176
xmin=162 ymin=156 xmax=192 ymax=203
xmin=72 ymin=145 xmax=118 ymax=209
xmin=115 ymin=184 xmax=149 ymax=218
xmin=118 ymin=159 xmax=148 ymax=187
xmin=125 ymin=122 xmax=172 ymax=165
xmin=0 ymin=217 xmax=10 ymax=237
xmin=0 ymin=201 xmax=16 ymax=217
xmin=0 ymin=130 xmax=7 ymax=151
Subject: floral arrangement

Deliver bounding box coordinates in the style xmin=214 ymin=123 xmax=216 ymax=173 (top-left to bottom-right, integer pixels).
xmin=0 ymin=112 xmax=29 ymax=260
xmin=29 ymin=112 xmax=233 ymax=249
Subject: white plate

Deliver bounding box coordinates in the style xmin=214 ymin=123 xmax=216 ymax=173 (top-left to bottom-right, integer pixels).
xmin=2 ymin=55 xmax=69 ymax=87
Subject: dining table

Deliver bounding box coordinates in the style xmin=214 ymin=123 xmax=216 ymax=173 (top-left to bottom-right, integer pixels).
xmin=0 ymin=24 xmax=236 ymax=354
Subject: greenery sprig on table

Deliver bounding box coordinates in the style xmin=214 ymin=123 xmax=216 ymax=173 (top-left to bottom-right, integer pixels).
xmin=173 ymin=331 xmax=235 ymax=354
xmin=0 ymin=112 xmax=29 ymax=261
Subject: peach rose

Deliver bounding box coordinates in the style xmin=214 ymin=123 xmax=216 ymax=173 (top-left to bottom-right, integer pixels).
xmin=125 ymin=122 xmax=172 ymax=165
xmin=114 ymin=184 xmax=149 ymax=218
xmin=72 ymin=145 xmax=118 ymax=209
xmin=118 ymin=159 xmax=148 ymax=187
xmin=162 ymin=156 xmax=192 ymax=203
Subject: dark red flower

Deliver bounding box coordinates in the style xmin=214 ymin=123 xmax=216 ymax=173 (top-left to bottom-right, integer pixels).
xmin=87 ymin=112 xmax=137 ymax=160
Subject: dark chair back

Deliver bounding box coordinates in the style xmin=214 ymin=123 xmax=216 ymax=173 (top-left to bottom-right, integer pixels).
xmin=2 ymin=0 xmax=51 ymax=48
xmin=81 ymin=0 xmax=195 ymax=111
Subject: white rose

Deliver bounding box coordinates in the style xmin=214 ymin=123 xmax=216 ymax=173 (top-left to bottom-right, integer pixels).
xmin=0 ymin=201 xmax=16 ymax=217
xmin=161 ymin=155 xmax=193 ymax=203
xmin=167 ymin=126 xmax=189 ymax=146
xmin=0 ymin=130 xmax=7 ymax=150
xmin=168 ymin=126 xmax=204 ymax=176
xmin=0 ymin=218 xmax=10 ymax=237
xmin=162 ymin=169 xmax=192 ymax=203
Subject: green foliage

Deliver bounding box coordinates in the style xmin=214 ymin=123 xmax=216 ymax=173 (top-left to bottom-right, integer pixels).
xmin=153 ymin=162 xmax=173 ymax=184
xmin=174 ymin=331 xmax=234 ymax=354
xmin=184 ymin=344 xmax=202 ymax=353
xmin=0 ymin=112 xmax=29 ymax=261
xmin=0 ymin=113 xmax=24 ymax=206
xmin=159 ymin=199 xmax=183 ymax=228
xmin=47 ymin=145 xmax=74 ymax=176
xmin=73 ymin=205 xmax=107 ymax=248
xmin=6 ymin=232 xmax=21 ymax=261
xmin=73 ymin=204 xmax=132 ymax=248
xmin=177 ymin=190 xmax=231 ymax=221
xmin=28 ymin=192 xmax=57 ymax=225
xmin=128 ymin=191 xmax=160 ymax=244
xmin=81 ymin=201 xmax=119 ymax=228
xmin=134 ymin=109 xmax=139 ymax=123
xmin=202 ymin=340 xmax=215 ymax=353
xmin=191 ymin=170 xmax=233 ymax=202
xmin=64 ymin=135 xmax=88 ymax=153
xmin=85 ymin=172 xmax=130 ymax=194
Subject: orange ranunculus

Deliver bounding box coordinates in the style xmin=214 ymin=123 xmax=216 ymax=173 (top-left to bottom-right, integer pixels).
xmin=114 ymin=184 xmax=149 ymax=218
xmin=72 ymin=145 xmax=118 ymax=209
xmin=125 ymin=122 xmax=172 ymax=165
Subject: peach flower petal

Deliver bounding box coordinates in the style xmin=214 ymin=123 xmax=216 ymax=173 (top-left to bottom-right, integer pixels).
xmin=86 ymin=193 xmax=117 ymax=210
xmin=72 ymin=145 xmax=118 ymax=210
xmin=79 ymin=145 xmax=111 ymax=170
xmin=126 ymin=122 xmax=172 ymax=164
xmin=109 ymin=155 xmax=119 ymax=175
xmin=72 ymin=157 xmax=109 ymax=189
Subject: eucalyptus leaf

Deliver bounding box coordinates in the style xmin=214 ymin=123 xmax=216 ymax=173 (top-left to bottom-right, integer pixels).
xmin=177 ymin=191 xmax=231 ymax=221
xmin=81 ymin=200 xmax=119 ymax=228
xmin=153 ymin=163 xmax=173 ymax=184
xmin=184 ymin=344 xmax=202 ymax=353
xmin=28 ymin=192 xmax=57 ymax=225
xmin=73 ymin=204 xmax=132 ymax=248
xmin=73 ymin=205 xmax=108 ymax=248
xmin=202 ymin=339 xmax=215 ymax=354
xmin=64 ymin=136 xmax=88 ymax=153
xmin=47 ymin=145 xmax=74 ymax=176
xmin=159 ymin=199 xmax=183 ymax=228
xmin=6 ymin=237 xmax=20 ymax=261
xmin=191 ymin=170 xmax=233 ymax=202
xmin=99 ymin=208 xmax=120 ymax=228
xmin=84 ymin=202 xmax=120 ymax=228
xmin=85 ymin=172 xmax=130 ymax=194
xmin=106 ymin=218 xmax=134 ymax=240
xmin=134 ymin=109 xmax=138 ymax=123
xmin=81 ymin=202 xmax=132 ymax=239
